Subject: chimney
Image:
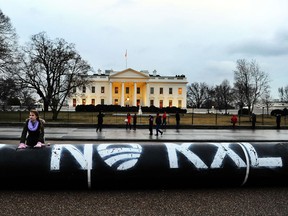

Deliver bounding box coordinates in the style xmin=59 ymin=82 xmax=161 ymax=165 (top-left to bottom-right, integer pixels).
xmin=153 ymin=70 xmax=157 ymax=76
xmin=98 ymin=69 xmax=101 ymax=75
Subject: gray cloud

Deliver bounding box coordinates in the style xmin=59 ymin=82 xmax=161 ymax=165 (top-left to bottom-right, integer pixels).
xmin=228 ymin=30 xmax=288 ymax=57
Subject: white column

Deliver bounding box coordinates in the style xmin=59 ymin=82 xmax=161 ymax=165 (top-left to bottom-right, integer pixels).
xmin=146 ymin=83 xmax=150 ymax=106
xmin=134 ymin=82 xmax=137 ymax=106
xmin=121 ymin=82 xmax=125 ymax=106
xmin=109 ymin=82 xmax=112 ymax=105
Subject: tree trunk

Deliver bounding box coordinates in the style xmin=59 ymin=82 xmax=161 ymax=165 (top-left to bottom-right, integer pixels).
xmin=44 ymin=103 xmax=49 ymax=112
xmin=43 ymin=98 xmax=50 ymax=112
xmin=52 ymin=109 xmax=59 ymax=120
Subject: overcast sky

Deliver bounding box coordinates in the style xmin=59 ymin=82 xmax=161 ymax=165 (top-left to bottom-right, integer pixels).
xmin=1 ymin=0 xmax=288 ymax=98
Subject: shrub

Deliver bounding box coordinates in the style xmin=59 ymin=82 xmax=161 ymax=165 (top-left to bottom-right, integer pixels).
xmin=271 ymin=109 xmax=285 ymax=116
xmin=238 ymin=108 xmax=249 ymax=115
xmin=75 ymin=104 xmax=187 ymax=113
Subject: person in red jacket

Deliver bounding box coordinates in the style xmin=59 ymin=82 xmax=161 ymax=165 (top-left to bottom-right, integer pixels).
xmin=231 ymin=115 xmax=238 ymax=128
xmin=126 ymin=113 xmax=132 ymax=130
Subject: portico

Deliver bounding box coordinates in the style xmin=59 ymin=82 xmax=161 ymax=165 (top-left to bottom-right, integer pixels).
xmin=109 ymin=69 xmax=150 ymax=107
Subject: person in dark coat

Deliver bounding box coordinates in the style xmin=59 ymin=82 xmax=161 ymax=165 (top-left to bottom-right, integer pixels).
xmin=155 ymin=113 xmax=163 ymax=136
xmin=175 ymin=111 xmax=180 ymax=130
xmin=133 ymin=113 xmax=137 ymax=130
xmin=18 ymin=109 xmax=45 ymax=148
xmin=96 ymin=111 xmax=105 ymax=132
xmin=276 ymin=114 xmax=281 ymax=129
xmin=148 ymin=115 xmax=154 ymax=135
xmin=251 ymin=113 xmax=256 ymax=129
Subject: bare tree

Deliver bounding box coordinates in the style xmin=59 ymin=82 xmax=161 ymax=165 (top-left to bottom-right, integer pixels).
xmin=0 ymin=10 xmax=18 ymax=74
xmin=202 ymin=85 xmax=215 ymax=111
xmin=214 ymin=79 xmax=234 ymax=114
xmin=187 ymin=82 xmax=208 ymax=108
xmin=233 ymin=59 xmax=270 ymax=113
xmin=0 ymin=77 xmax=21 ymax=107
xmin=13 ymin=32 xmax=92 ymax=120
xmin=278 ymin=86 xmax=288 ymax=103
xmin=261 ymin=90 xmax=273 ymax=116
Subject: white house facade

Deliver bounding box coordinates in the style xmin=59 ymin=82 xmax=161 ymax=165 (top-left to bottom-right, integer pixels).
xmin=68 ymin=68 xmax=188 ymax=109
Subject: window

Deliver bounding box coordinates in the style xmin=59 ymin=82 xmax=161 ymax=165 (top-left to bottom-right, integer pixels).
xmin=91 ymin=99 xmax=95 ymax=105
xmin=137 ymin=99 xmax=140 ymax=106
xmin=159 ymin=87 xmax=163 ymax=94
xmin=150 ymin=87 xmax=154 ymax=94
xmin=82 ymin=99 xmax=86 ymax=105
xmin=178 ymin=88 xmax=182 ymax=95
xmin=101 ymin=99 xmax=104 ymax=105
xmin=169 ymin=100 xmax=172 ymax=107
xmin=150 ymin=100 xmax=154 ymax=106
xmin=101 ymin=86 xmax=105 ymax=93
xmin=72 ymin=87 xmax=76 ymax=93
xmin=92 ymin=86 xmax=95 ymax=93
xmin=115 ymin=87 xmax=119 ymax=94
xmin=73 ymin=99 xmax=76 ymax=107
xmin=169 ymin=88 xmax=173 ymax=94
xmin=137 ymin=87 xmax=140 ymax=94
xmin=159 ymin=100 xmax=163 ymax=108
xmin=114 ymin=99 xmax=118 ymax=105
xmin=82 ymin=86 xmax=86 ymax=93
xmin=126 ymin=87 xmax=129 ymax=94
xmin=178 ymin=100 xmax=182 ymax=108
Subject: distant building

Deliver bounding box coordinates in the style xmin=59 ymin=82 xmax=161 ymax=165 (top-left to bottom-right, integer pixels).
xmin=68 ymin=68 xmax=188 ymax=109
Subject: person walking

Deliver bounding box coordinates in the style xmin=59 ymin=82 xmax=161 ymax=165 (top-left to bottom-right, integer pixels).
xmin=276 ymin=114 xmax=281 ymax=129
xmin=231 ymin=115 xmax=238 ymax=128
xmin=162 ymin=111 xmax=167 ymax=129
xmin=96 ymin=111 xmax=105 ymax=132
xmin=175 ymin=111 xmax=180 ymax=130
xmin=18 ymin=109 xmax=45 ymax=148
xmin=133 ymin=113 xmax=137 ymax=130
xmin=148 ymin=115 xmax=154 ymax=135
xmin=126 ymin=113 xmax=132 ymax=130
xmin=251 ymin=113 xmax=256 ymax=129
xmin=155 ymin=113 xmax=163 ymax=136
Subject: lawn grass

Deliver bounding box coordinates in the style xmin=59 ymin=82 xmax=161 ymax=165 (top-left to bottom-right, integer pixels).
xmin=0 ymin=111 xmax=287 ymax=127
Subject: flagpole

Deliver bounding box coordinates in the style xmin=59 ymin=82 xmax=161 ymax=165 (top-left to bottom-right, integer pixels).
xmin=125 ymin=49 xmax=127 ymax=69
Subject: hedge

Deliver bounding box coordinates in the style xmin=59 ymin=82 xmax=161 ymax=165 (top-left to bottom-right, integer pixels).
xmin=75 ymin=104 xmax=187 ymax=114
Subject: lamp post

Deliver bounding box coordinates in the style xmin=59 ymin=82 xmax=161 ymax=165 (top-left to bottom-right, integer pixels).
xmin=262 ymin=107 xmax=264 ymax=125
xmin=191 ymin=107 xmax=194 ymax=125
xmin=215 ymin=108 xmax=218 ymax=125
xmin=19 ymin=103 xmax=22 ymax=122
xmin=68 ymin=105 xmax=70 ymax=122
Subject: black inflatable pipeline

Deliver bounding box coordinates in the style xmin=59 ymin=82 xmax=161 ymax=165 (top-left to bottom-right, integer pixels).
xmin=0 ymin=142 xmax=288 ymax=189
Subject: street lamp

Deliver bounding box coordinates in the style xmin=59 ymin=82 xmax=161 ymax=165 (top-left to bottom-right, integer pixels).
xmin=262 ymin=106 xmax=264 ymax=125
xmin=191 ymin=107 xmax=194 ymax=125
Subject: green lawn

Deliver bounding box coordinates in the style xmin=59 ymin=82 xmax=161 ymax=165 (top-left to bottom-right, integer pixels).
xmin=0 ymin=111 xmax=287 ymax=127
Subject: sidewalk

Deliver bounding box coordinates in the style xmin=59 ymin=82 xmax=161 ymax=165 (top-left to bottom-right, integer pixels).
xmin=0 ymin=126 xmax=287 ymax=142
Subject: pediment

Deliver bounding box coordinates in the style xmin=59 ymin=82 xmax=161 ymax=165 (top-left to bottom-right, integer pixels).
xmin=110 ymin=68 xmax=150 ymax=79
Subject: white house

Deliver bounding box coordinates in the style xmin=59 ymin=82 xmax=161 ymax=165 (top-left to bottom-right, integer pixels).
xmin=68 ymin=68 xmax=188 ymax=109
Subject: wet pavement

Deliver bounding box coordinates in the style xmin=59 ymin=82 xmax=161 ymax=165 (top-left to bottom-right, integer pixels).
xmin=0 ymin=126 xmax=287 ymax=143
